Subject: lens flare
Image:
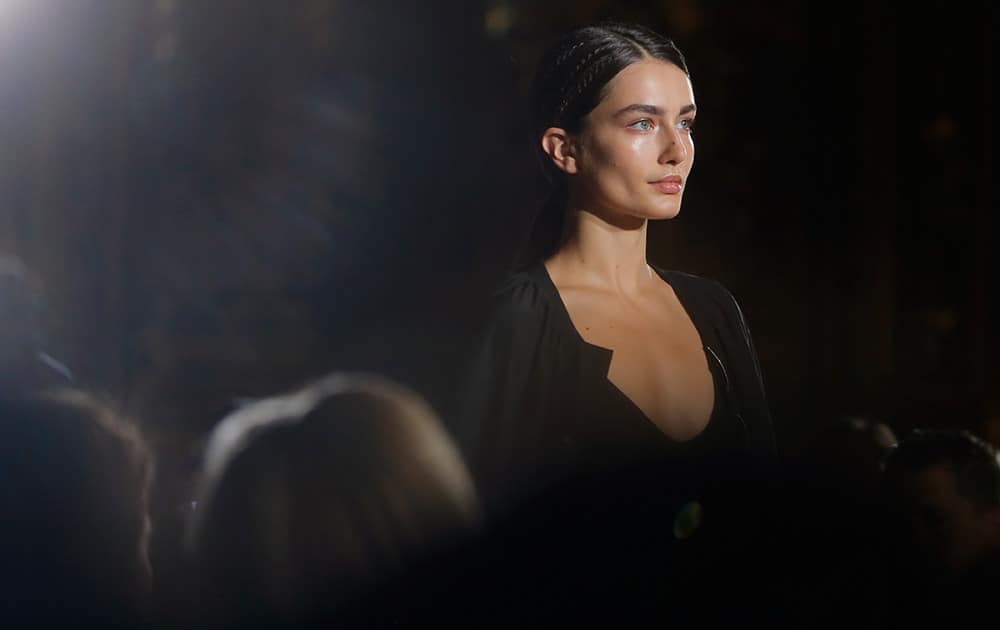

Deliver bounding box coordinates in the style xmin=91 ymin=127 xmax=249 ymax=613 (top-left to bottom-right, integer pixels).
xmin=673 ymin=500 xmax=703 ymax=540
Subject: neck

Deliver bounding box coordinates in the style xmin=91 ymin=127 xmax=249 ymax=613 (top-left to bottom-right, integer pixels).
xmin=546 ymin=204 xmax=652 ymax=294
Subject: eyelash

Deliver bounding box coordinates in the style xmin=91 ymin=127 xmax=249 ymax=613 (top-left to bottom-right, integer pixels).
xmin=627 ymin=118 xmax=696 ymax=133
xmin=629 ymin=119 xmax=655 ymax=131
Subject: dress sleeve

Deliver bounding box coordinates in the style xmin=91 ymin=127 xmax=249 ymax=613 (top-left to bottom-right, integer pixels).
xmin=710 ymin=281 xmax=777 ymax=460
xmin=451 ymin=278 xmax=551 ymax=513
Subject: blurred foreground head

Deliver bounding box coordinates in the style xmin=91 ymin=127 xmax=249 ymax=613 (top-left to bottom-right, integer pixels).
xmin=882 ymin=428 xmax=1000 ymax=577
xmin=0 ymin=388 xmax=153 ymax=627
xmin=189 ymin=372 xmax=480 ymax=626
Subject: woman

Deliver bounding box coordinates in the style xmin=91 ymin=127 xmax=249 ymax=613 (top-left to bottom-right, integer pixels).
xmin=460 ymin=19 xmax=776 ymax=532
xmin=454 ymin=21 xmax=782 ymax=624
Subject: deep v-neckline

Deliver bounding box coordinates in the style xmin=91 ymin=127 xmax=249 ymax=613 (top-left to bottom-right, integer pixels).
xmin=535 ymin=263 xmax=718 ymax=442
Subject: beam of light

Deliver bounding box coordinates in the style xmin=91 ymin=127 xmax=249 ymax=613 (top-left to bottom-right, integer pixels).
xmin=0 ymin=0 xmax=39 ymax=45
xmin=0 ymin=0 xmax=30 ymax=19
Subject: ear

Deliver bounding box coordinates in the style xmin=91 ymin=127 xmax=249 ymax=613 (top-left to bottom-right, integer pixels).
xmin=540 ymin=127 xmax=579 ymax=175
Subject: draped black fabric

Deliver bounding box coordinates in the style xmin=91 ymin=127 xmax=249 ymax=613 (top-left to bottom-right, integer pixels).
xmin=457 ymin=262 xmax=776 ymax=513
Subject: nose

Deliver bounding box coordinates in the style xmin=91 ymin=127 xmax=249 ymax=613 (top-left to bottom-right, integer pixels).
xmin=658 ymin=127 xmax=689 ymax=165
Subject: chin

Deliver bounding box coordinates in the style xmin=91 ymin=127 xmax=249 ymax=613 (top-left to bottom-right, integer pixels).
xmin=646 ymin=200 xmax=683 ymax=220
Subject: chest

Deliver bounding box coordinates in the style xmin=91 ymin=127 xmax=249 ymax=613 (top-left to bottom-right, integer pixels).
xmin=561 ymin=291 xmax=716 ymax=442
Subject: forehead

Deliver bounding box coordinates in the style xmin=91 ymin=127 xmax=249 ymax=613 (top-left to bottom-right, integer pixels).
xmin=598 ymin=58 xmax=694 ymax=112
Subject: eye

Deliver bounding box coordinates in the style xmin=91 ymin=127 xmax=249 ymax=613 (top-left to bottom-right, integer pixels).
xmin=677 ymin=118 xmax=696 ymax=133
xmin=628 ymin=119 xmax=655 ymax=131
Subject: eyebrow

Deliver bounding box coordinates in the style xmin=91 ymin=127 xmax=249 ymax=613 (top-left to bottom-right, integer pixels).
xmin=614 ymin=103 xmax=697 ymax=118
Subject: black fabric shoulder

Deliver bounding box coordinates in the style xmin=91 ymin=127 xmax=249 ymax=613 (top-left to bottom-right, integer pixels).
xmin=452 ymin=269 xmax=562 ymax=509
xmin=488 ymin=269 xmax=555 ymax=325
xmin=656 ymin=268 xmax=776 ymax=460
xmin=471 ymin=270 xmax=558 ymax=381
xmin=656 ymin=268 xmax=731 ymax=313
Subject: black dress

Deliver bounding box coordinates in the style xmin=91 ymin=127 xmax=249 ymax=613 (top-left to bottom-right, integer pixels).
xmin=451 ymin=263 xmax=783 ymax=626
xmin=457 ymin=262 xmax=775 ymax=508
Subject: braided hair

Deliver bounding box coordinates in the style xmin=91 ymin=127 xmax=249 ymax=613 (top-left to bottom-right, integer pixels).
xmin=516 ymin=21 xmax=689 ymax=270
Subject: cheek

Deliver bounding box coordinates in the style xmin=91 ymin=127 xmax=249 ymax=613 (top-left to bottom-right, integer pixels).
xmin=597 ymin=137 xmax=656 ymax=182
xmin=585 ymin=131 xmax=646 ymax=167
xmin=626 ymin=135 xmax=660 ymax=163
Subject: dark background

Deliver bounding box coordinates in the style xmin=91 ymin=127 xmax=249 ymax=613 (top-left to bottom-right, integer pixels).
xmin=0 ymin=0 xmax=997 ymax=602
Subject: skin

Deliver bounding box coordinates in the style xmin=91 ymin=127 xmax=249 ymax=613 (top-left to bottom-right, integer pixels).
xmin=540 ymin=58 xmax=712 ymax=441
xmin=904 ymin=464 xmax=1000 ymax=577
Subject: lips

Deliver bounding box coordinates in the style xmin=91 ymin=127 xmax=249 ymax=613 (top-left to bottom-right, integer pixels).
xmin=651 ymin=175 xmax=683 ymax=194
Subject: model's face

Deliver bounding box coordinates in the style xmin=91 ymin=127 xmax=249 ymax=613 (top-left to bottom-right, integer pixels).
xmin=904 ymin=464 xmax=998 ymax=576
xmin=571 ymin=58 xmax=696 ymax=221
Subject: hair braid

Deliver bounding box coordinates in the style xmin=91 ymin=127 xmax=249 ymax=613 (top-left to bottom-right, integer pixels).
xmin=553 ymin=42 xmax=621 ymax=124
